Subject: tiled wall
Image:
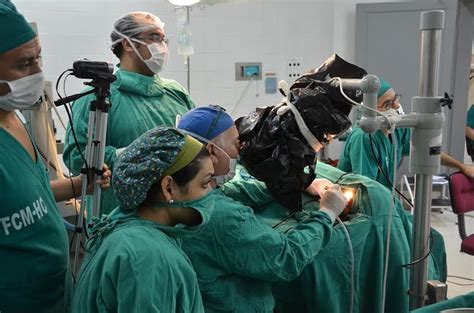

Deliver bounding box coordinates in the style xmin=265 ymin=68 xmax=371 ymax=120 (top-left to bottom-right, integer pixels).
xmin=15 ymin=0 xmax=410 ymax=159
xmin=15 ymin=0 xmax=336 ymax=139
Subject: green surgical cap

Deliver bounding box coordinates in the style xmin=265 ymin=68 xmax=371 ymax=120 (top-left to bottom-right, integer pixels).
xmin=113 ymin=126 xmax=203 ymax=211
xmin=377 ymin=78 xmax=392 ymax=99
xmin=0 ymin=0 xmax=37 ymax=54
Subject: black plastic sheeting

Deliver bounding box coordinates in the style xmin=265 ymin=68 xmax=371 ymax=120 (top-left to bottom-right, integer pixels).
xmin=236 ymin=54 xmax=367 ymax=212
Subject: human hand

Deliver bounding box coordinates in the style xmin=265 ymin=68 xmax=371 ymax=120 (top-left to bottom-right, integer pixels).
xmin=305 ymin=178 xmax=335 ymax=197
xmin=86 ymin=164 xmax=111 ymax=194
xmin=319 ymin=185 xmax=348 ymax=220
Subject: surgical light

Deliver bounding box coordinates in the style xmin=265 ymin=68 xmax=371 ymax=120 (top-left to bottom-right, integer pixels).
xmin=168 ymin=0 xmax=200 ymax=5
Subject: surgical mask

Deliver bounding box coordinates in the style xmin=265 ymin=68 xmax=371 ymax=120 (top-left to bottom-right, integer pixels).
xmin=214 ymin=155 xmax=237 ymax=185
xmin=163 ymin=190 xmax=216 ymax=231
xmin=382 ymin=108 xmax=402 ymax=134
xmin=113 ymin=29 xmax=169 ymax=74
xmin=396 ymin=105 xmax=405 ymax=116
xmin=180 ymin=130 xmax=237 ymax=185
xmin=87 ymin=191 xmax=215 ymax=249
xmin=0 ymin=72 xmax=45 ymax=111
xmin=130 ymin=37 xmax=168 ymax=74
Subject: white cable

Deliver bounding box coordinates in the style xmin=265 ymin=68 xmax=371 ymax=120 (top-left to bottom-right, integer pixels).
xmin=333 ymin=77 xmax=395 ymax=127
xmin=336 ymin=216 xmax=355 ymax=313
xmin=230 ymin=75 xmax=257 ymax=117
xmin=333 ymin=77 xmax=362 ymax=107
xmin=380 ymin=133 xmax=397 ymax=313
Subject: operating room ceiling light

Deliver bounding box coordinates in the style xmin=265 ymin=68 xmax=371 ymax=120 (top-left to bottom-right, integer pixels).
xmin=168 ymin=0 xmax=200 ymax=5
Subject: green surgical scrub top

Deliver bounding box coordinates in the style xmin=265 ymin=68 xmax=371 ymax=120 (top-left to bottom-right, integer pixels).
xmin=181 ymin=189 xmax=334 ymax=313
xmin=72 ymin=208 xmax=205 ymax=313
xmin=337 ymin=127 xmax=411 ymax=189
xmin=63 ymin=69 xmax=195 ymax=215
xmin=0 ymin=127 xmax=71 ymax=313
xmin=221 ymin=163 xmax=446 ymax=313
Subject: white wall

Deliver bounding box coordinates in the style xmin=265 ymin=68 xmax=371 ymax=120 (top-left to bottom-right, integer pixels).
xmin=324 ymin=0 xmax=410 ymax=159
xmin=185 ymin=0 xmax=335 ymax=118
xmin=16 ymin=0 xmax=417 ymax=161
xmin=16 ymin=0 xmax=338 ymax=141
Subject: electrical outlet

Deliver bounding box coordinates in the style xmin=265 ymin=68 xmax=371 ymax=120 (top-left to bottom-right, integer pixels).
xmin=287 ymin=58 xmax=302 ymax=80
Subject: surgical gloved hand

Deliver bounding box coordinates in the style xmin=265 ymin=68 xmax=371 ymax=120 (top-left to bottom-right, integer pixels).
xmin=305 ymin=178 xmax=335 ymax=197
xmin=319 ymin=185 xmax=348 ymax=223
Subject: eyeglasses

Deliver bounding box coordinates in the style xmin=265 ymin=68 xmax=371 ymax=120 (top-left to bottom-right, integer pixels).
xmin=319 ymin=133 xmax=338 ymax=147
xmin=206 ymin=105 xmax=227 ymax=139
xmin=381 ymin=93 xmax=401 ymax=109
xmin=136 ymin=34 xmax=169 ymax=45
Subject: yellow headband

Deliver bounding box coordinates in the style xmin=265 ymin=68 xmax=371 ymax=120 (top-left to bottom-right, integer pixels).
xmin=163 ymin=135 xmax=203 ymax=177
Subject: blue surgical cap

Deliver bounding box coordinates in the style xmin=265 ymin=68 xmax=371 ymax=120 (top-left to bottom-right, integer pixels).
xmin=178 ymin=105 xmax=234 ymax=140
xmin=377 ymin=78 xmax=392 ymax=99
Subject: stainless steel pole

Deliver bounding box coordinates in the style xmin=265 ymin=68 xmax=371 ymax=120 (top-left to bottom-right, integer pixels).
xmin=409 ymin=10 xmax=444 ymax=309
xmin=186 ymin=6 xmax=191 ymax=93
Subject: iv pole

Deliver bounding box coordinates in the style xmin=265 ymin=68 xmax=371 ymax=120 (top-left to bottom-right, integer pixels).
xmin=171 ymin=3 xmax=195 ymax=94
xmin=185 ymin=6 xmax=191 ymax=93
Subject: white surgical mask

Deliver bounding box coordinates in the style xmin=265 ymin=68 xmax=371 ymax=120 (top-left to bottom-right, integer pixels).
xmin=382 ymin=108 xmax=402 ymax=134
xmin=0 ymin=72 xmax=45 ymax=111
xmin=113 ymin=29 xmax=169 ymax=74
xmin=213 ymin=152 xmax=237 ymax=185
xmin=180 ymin=130 xmax=237 ymax=185
xmin=396 ymin=105 xmax=405 ymax=116
xmin=130 ymin=38 xmax=168 ymax=74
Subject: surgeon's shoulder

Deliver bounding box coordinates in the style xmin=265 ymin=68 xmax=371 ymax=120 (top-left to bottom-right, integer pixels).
xmin=209 ymin=190 xmax=256 ymax=223
xmin=345 ymin=127 xmax=371 ymax=145
xmin=101 ymin=227 xmax=195 ymax=283
xmin=106 ymin=224 xmax=180 ymax=259
xmin=160 ymin=77 xmax=189 ymax=93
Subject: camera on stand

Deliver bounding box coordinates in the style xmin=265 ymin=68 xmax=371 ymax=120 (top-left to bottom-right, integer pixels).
xmin=54 ymin=59 xmax=116 ymax=276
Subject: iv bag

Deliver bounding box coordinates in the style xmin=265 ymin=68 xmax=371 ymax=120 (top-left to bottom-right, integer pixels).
xmin=175 ymin=7 xmax=194 ymax=58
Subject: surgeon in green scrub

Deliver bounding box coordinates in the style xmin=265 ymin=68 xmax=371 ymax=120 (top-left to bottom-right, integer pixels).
xmin=0 ymin=2 xmax=110 ymax=312
xmin=63 ymin=11 xmax=195 ymax=215
xmin=177 ymin=106 xmax=348 ymax=312
xmin=72 ymin=126 xmax=215 ymax=313
xmin=338 ymin=78 xmax=474 ymax=189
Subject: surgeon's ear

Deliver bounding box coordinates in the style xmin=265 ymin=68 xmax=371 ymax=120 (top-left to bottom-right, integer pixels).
xmin=160 ymin=176 xmax=176 ymax=203
xmin=122 ymin=38 xmax=135 ymax=53
xmin=206 ymin=144 xmax=219 ymax=166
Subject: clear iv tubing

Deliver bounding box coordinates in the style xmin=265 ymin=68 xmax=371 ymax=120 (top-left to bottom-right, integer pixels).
xmin=334 ymin=77 xmax=397 ymax=313
xmin=336 ymin=216 xmax=355 ymax=313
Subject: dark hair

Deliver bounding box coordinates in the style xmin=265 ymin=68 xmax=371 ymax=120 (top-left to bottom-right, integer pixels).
xmin=110 ymin=14 xmax=141 ymax=59
xmin=144 ymin=147 xmax=210 ymax=203
xmin=111 ymin=43 xmax=124 ymax=59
